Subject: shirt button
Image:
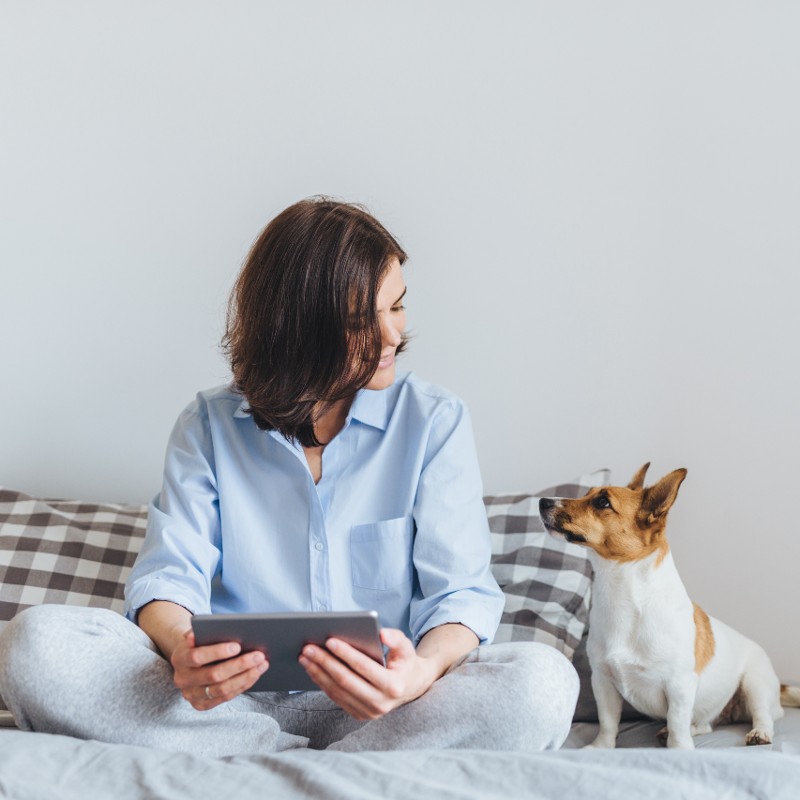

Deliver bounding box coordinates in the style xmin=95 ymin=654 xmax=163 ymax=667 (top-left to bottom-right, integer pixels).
xmin=314 ymin=542 xmax=324 ymax=551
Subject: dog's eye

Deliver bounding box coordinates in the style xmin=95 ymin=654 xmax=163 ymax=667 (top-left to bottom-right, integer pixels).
xmin=592 ymin=494 xmax=612 ymax=511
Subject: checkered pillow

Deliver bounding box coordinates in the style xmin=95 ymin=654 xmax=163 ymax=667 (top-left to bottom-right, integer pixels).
xmin=0 ymin=488 xmax=147 ymax=630
xmin=0 ymin=470 xmax=604 ymax=680
xmin=485 ymin=469 xmax=609 ymax=659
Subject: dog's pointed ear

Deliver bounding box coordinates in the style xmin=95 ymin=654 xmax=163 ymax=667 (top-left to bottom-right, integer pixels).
xmin=640 ymin=469 xmax=687 ymax=522
xmin=628 ymin=462 xmax=651 ymax=491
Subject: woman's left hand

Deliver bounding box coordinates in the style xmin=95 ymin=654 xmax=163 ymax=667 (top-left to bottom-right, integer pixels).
xmin=298 ymin=627 xmax=439 ymax=720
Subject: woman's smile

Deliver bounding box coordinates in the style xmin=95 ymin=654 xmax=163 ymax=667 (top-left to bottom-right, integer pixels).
xmin=377 ymin=351 xmax=395 ymax=369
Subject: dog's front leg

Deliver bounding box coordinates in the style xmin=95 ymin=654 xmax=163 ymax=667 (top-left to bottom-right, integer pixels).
xmin=586 ymin=669 xmax=624 ymax=748
xmin=664 ymin=674 xmax=698 ymax=749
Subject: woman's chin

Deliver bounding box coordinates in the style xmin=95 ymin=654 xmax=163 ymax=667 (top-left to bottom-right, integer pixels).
xmin=365 ymin=366 xmax=396 ymax=391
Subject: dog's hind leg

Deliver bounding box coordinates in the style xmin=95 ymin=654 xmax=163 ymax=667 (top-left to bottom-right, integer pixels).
xmin=744 ymin=692 xmax=775 ymax=745
xmin=740 ymin=654 xmax=782 ymax=746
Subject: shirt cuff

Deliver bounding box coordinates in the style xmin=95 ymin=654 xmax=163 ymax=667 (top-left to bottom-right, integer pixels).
xmin=413 ymin=602 xmax=501 ymax=647
xmin=124 ymin=578 xmax=209 ymax=623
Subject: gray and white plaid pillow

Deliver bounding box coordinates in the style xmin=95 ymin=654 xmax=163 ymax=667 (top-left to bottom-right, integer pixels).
xmin=0 ymin=488 xmax=146 ymax=630
xmin=485 ymin=469 xmax=609 ymax=659
xmin=0 ymin=470 xmax=606 ymax=676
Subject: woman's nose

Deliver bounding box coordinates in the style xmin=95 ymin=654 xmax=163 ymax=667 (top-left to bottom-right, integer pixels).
xmin=381 ymin=316 xmax=403 ymax=347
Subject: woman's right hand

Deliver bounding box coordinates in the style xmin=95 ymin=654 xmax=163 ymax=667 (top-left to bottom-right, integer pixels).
xmin=137 ymin=601 xmax=270 ymax=711
xmin=170 ymin=629 xmax=270 ymax=710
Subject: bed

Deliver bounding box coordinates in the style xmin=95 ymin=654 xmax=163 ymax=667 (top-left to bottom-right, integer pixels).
xmin=2 ymin=474 xmax=798 ymax=799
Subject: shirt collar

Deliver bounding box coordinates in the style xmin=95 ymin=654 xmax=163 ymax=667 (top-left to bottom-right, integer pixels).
xmin=232 ymin=388 xmax=389 ymax=431
xmin=347 ymin=388 xmax=388 ymax=431
xmin=233 ymin=400 xmax=251 ymax=419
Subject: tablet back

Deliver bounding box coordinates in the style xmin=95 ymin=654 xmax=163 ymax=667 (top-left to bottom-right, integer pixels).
xmin=192 ymin=611 xmax=384 ymax=692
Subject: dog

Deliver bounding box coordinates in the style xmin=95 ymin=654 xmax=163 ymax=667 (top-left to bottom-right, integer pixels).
xmin=539 ymin=463 xmax=800 ymax=749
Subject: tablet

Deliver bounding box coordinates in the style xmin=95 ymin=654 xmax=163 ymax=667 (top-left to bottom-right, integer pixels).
xmin=191 ymin=610 xmax=384 ymax=692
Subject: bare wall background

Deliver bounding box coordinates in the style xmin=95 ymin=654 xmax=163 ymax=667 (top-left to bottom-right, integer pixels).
xmin=1 ymin=1 xmax=798 ymax=678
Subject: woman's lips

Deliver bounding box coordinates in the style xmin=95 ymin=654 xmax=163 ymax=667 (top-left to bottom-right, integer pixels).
xmin=378 ymin=352 xmax=395 ymax=369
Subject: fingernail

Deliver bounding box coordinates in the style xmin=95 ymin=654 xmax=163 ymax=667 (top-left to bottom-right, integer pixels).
xmin=298 ymin=656 xmax=309 ymax=668
xmin=259 ymin=661 xmax=269 ymax=673
xmin=326 ymin=639 xmax=338 ymax=652
xmin=304 ymin=646 xmax=316 ymax=657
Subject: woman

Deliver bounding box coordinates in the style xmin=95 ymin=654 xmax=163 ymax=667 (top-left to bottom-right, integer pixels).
xmin=0 ymin=197 xmax=578 ymax=756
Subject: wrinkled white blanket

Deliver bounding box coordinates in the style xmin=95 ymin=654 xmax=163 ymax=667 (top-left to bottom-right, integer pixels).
xmin=1 ymin=729 xmax=799 ymax=800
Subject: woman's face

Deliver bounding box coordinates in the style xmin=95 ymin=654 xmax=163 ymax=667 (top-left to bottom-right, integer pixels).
xmin=364 ymin=257 xmax=407 ymax=391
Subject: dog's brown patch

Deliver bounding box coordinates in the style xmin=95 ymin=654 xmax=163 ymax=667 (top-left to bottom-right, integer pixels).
xmin=693 ymin=603 xmax=715 ymax=673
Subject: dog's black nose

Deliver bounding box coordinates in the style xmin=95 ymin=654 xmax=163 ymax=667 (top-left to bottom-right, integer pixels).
xmin=539 ymin=498 xmax=556 ymax=512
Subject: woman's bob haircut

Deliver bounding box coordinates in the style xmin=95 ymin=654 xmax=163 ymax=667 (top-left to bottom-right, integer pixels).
xmin=223 ymin=196 xmax=408 ymax=447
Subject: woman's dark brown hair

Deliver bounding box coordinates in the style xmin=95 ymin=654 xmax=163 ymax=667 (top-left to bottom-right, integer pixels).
xmin=223 ymin=196 xmax=408 ymax=447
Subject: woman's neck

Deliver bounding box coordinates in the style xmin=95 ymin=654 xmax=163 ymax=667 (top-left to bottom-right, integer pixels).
xmin=303 ymin=398 xmax=353 ymax=484
xmin=311 ymin=397 xmax=353 ymax=447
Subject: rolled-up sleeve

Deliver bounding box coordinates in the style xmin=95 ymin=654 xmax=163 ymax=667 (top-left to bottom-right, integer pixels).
xmin=124 ymin=399 xmax=222 ymax=621
xmin=409 ymin=399 xmax=504 ymax=645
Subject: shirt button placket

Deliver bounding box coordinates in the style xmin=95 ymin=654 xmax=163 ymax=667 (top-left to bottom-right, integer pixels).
xmin=309 ymin=484 xmax=330 ymax=612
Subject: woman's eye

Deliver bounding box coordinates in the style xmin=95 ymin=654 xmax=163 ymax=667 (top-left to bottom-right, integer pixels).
xmin=391 ymin=305 xmax=406 ymax=313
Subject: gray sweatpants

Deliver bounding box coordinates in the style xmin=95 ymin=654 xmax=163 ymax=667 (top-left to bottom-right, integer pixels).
xmin=0 ymin=605 xmax=578 ymax=758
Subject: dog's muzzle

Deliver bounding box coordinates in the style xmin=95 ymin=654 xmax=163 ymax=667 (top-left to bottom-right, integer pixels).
xmin=538 ymin=497 xmax=559 ymax=529
xmin=538 ymin=498 xmax=588 ymax=544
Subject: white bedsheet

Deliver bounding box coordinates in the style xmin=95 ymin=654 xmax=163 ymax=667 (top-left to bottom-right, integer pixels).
xmin=1 ymin=725 xmax=799 ymax=800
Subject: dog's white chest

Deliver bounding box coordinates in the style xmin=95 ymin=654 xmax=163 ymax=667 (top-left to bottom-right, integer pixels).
xmin=588 ymin=557 xmax=694 ymax=719
xmin=589 ymin=620 xmax=675 ymax=719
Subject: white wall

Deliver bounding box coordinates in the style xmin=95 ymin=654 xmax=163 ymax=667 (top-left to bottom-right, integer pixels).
xmin=1 ymin=1 xmax=798 ymax=678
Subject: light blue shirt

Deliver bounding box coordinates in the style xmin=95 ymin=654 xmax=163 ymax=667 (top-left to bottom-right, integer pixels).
xmin=124 ymin=372 xmax=504 ymax=645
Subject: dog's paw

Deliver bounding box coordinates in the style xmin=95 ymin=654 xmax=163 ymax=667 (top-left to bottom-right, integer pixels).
xmin=658 ymin=727 xmax=696 ymax=748
xmin=745 ymin=728 xmax=773 ymax=746
xmin=585 ymin=736 xmax=617 ymax=749
xmin=667 ymin=737 xmax=695 ymax=749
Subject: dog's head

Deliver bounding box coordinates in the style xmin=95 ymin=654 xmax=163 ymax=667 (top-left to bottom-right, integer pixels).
xmin=538 ymin=463 xmax=687 ymax=563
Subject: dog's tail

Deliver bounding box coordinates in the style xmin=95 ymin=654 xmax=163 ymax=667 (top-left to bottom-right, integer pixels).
xmin=780 ymin=685 xmax=800 ymax=708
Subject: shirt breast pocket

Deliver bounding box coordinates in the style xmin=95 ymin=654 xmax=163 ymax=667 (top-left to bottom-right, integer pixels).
xmin=350 ymin=516 xmax=414 ymax=591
